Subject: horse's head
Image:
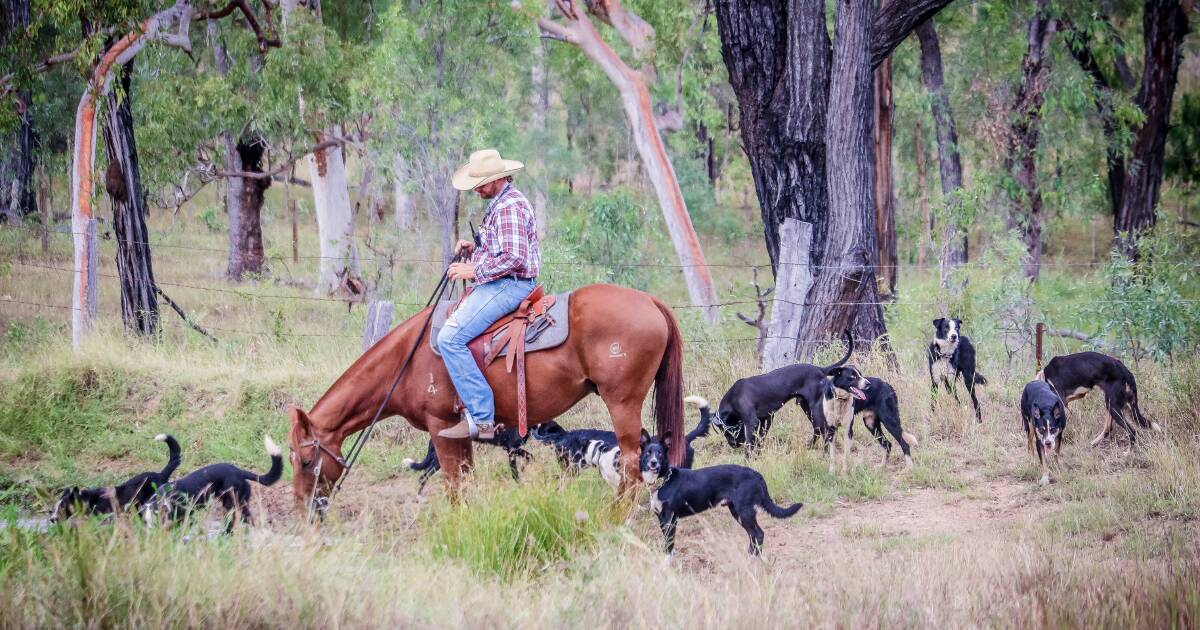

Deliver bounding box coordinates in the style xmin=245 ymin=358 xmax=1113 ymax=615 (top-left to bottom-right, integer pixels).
xmin=288 ymin=406 xmax=345 ymax=517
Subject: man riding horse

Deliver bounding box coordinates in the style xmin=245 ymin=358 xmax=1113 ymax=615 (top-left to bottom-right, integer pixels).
xmin=437 ymin=149 xmax=541 ymax=441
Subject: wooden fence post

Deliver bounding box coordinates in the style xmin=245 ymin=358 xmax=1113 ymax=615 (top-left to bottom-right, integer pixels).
xmin=362 ymin=300 xmax=394 ymax=351
xmin=761 ymin=219 xmax=814 ymax=371
xmin=72 ymin=218 xmax=98 ymax=352
xmin=1035 ymin=321 xmax=1044 ymax=371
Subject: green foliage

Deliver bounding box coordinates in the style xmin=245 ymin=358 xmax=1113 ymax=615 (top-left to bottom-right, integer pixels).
xmin=552 ymin=188 xmax=652 ymax=289
xmin=1092 ymin=221 xmax=1200 ymax=361
xmin=1166 ymin=93 xmax=1200 ymax=188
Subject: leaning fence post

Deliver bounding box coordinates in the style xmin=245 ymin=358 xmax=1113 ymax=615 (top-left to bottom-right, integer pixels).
xmin=761 ymin=219 xmax=814 ymax=371
xmin=362 ymin=300 xmax=394 ymax=351
xmin=1035 ymin=322 xmax=1045 ymax=372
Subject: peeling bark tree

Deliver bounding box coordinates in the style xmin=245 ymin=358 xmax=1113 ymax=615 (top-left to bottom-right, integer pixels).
xmin=873 ymin=40 xmax=897 ymax=299
xmin=1004 ymin=0 xmax=1056 ymax=280
xmin=535 ymin=0 xmax=719 ymax=321
xmin=230 ymin=136 xmax=269 ymax=278
xmin=715 ymin=0 xmax=953 ymax=354
xmin=103 ymin=62 xmax=158 ymax=337
xmin=916 ymin=19 xmax=967 ymax=287
xmin=306 ymin=131 xmax=359 ymax=294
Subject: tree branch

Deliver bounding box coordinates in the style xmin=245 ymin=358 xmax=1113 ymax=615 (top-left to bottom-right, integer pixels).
xmin=194 ymin=0 xmax=282 ymax=52
xmin=870 ymin=0 xmax=957 ymax=70
xmin=211 ymin=138 xmax=343 ymax=179
xmin=156 ymin=287 xmax=218 ymax=343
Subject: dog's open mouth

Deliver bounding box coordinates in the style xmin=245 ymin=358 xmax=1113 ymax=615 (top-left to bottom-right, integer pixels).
xmin=850 ymin=387 xmax=867 ymax=400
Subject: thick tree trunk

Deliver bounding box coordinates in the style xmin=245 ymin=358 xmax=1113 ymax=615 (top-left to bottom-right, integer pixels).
xmin=103 ymin=63 xmax=158 ymax=337
xmin=1005 ymin=1 xmax=1055 ymax=280
xmin=873 ymin=52 xmax=897 ymax=299
xmin=540 ymin=3 xmax=719 ymax=321
xmin=794 ymin=0 xmax=888 ymax=356
xmin=714 ymin=0 xmax=832 ymax=273
xmin=0 ymin=0 xmax=36 ymax=221
xmin=916 ymin=19 xmax=967 ymax=287
xmin=307 ymin=132 xmax=359 ymax=294
xmin=1114 ymin=0 xmax=1189 ymax=257
xmin=208 ymin=21 xmax=255 ymax=281
xmin=230 ymin=136 xmax=269 ymax=278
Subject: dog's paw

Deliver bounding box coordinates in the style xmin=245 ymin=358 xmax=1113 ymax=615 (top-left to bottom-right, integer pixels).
xmin=1038 ymin=474 xmax=1051 ymax=486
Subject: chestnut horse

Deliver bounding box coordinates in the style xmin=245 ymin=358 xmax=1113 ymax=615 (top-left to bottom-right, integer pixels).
xmin=287 ymin=283 xmax=684 ymax=513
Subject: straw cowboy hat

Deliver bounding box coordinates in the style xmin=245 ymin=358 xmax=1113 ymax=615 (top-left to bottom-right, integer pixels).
xmin=452 ymin=149 xmax=524 ymax=191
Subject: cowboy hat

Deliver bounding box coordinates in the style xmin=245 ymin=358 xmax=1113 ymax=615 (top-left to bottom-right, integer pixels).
xmin=452 ymin=149 xmax=524 ymax=191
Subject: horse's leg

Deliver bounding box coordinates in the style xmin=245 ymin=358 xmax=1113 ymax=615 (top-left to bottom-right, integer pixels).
xmin=601 ymin=396 xmax=646 ymax=506
xmin=431 ymin=428 xmax=473 ymax=502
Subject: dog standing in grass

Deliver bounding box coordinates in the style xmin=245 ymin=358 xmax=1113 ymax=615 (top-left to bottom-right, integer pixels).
xmin=51 ymin=434 xmax=181 ymax=523
xmin=1021 ymin=380 xmax=1067 ymax=485
xmin=1038 ymin=351 xmax=1160 ymax=449
xmin=142 ymin=435 xmax=282 ymax=532
xmin=927 ymin=318 xmax=987 ymax=422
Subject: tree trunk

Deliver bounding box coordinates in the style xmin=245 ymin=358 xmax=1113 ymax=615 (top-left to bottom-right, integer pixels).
xmin=103 ymin=63 xmax=158 ymax=337
xmin=393 ymin=153 xmax=415 ymax=230
xmin=230 ymin=136 xmax=269 ymax=278
xmin=714 ymin=0 xmax=832 ymax=273
xmin=914 ymin=120 xmax=931 ymax=269
xmin=307 ymin=132 xmax=359 ymax=294
xmin=0 ymin=0 xmax=36 ymax=221
xmin=873 ymin=49 xmax=897 ymax=299
xmin=221 ymin=132 xmax=246 ymax=277
xmin=1005 ymin=1 xmax=1056 ymax=280
xmin=916 ymin=19 xmax=967 ymax=288
xmin=793 ymin=0 xmax=888 ymax=357
xmin=539 ymin=2 xmax=719 ymax=321
xmin=1114 ymin=0 xmax=1189 ymax=257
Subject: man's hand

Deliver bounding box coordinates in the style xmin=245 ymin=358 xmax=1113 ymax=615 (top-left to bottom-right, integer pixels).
xmin=454 ymin=239 xmax=475 ymax=256
xmin=448 ymin=262 xmax=476 ymax=281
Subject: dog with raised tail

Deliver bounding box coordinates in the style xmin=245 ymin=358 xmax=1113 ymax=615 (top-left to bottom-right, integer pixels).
xmin=639 ymin=431 xmax=802 ymax=556
xmin=51 ymin=434 xmax=181 ymax=523
xmin=143 ymin=435 xmax=282 ymax=532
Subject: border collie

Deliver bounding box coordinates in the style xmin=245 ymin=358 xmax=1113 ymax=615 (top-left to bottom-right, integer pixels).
xmin=848 ymin=377 xmax=918 ymax=469
xmin=1020 ymin=379 xmax=1067 ymax=485
xmin=51 ymin=434 xmax=181 ymax=523
xmin=143 ymin=435 xmax=282 ymax=532
xmin=709 ymin=330 xmax=854 ymax=454
xmin=639 ymin=431 xmax=802 ymax=556
xmin=927 ymin=317 xmax=988 ymax=422
xmin=819 ymin=366 xmax=870 ymax=474
xmin=403 ymin=427 xmax=532 ymax=493
xmin=1038 ymin=351 xmax=1160 ymax=447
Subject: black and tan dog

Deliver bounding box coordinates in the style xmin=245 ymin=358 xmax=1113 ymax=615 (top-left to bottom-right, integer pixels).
xmin=639 ymin=431 xmax=802 ymax=556
xmin=848 ymin=377 xmax=918 ymax=469
xmin=708 ymin=330 xmax=854 ymax=454
xmin=927 ymin=317 xmax=988 ymax=422
xmin=142 ymin=435 xmax=282 ymax=531
xmin=818 ymin=365 xmax=871 ymax=474
xmin=51 ymin=434 xmax=181 ymax=523
xmin=1021 ymin=380 xmax=1067 ymax=485
xmin=403 ymin=427 xmax=533 ymax=493
xmin=1038 ymin=351 xmax=1160 ymax=447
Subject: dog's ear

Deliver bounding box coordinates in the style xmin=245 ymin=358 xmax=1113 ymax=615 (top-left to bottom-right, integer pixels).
xmin=932 ymin=318 xmax=945 ymax=329
xmin=953 ymin=318 xmax=963 ymax=328
xmin=640 ymin=429 xmax=651 ymax=447
xmin=825 ymin=366 xmax=843 ymax=377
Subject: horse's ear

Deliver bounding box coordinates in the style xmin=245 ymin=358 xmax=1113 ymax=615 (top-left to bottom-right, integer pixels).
xmin=640 ymin=429 xmax=651 ymax=447
xmin=290 ymin=406 xmax=312 ymax=434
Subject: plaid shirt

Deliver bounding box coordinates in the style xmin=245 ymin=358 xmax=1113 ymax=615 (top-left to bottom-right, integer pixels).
xmin=471 ymin=183 xmax=541 ymax=284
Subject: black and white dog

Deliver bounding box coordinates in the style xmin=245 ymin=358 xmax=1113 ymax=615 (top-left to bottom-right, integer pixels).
xmin=534 ymin=404 xmax=713 ymax=489
xmin=848 ymin=377 xmax=918 ymax=469
xmin=1038 ymin=351 xmax=1160 ymax=447
xmin=709 ymin=330 xmax=854 ymax=453
xmin=1020 ymin=380 xmax=1067 ymax=486
xmin=639 ymin=431 xmax=802 ymax=556
xmin=51 ymin=434 xmax=181 ymax=523
xmin=143 ymin=435 xmax=282 ymax=531
xmin=818 ymin=365 xmax=871 ymax=474
xmin=927 ymin=317 xmax=988 ymax=422
xmin=403 ymin=427 xmax=533 ymax=493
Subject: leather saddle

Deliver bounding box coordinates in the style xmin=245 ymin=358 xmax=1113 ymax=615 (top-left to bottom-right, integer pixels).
xmin=430 ymin=286 xmax=571 ymax=436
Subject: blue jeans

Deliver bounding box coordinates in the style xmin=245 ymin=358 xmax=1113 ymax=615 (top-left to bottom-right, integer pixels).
xmin=436 ymin=276 xmax=537 ymax=426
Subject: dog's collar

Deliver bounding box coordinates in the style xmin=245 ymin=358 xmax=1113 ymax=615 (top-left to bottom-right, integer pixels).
xmin=645 ymin=467 xmax=672 ymax=490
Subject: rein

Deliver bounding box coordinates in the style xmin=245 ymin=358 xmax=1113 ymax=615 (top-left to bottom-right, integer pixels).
xmin=322 ymin=253 xmax=464 ymax=499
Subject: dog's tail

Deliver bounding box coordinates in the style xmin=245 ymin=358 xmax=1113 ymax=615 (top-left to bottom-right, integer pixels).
xmin=242 ymin=435 xmax=283 ymax=486
xmin=760 ymin=495 xmax=803 ymax=519
xmin=530 ymin=420 xmax=565 ymax=443
xmin=901 ymin=430 xmax=919 ymax=447
xmin=684 ymin=396 xmax=713 ymax=442
xmin=821 ymin=329 xmax=854 ymax=372
xmin=973 ymin=373 xmax=989 ymax=386
xmin=403 ymin=440 xmax=439 ymax=471
xmin=1122 ymin=373 xmax=1160 ymax=431
xmin=155 ymin=434 xmax=182 ymax=479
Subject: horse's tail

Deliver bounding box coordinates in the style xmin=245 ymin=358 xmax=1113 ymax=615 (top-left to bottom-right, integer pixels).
xmin=652 ymin=298 xmax=686 ymax=467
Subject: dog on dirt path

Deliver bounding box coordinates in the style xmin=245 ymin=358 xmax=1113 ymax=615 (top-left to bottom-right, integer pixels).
xmin=1037 ymin=351 xmax=1160 ymax=448
xmin=707 ymin=330 xmax=854 ymax=455
xmin=639 ymin=431 xmax=802 ymax=557
xmin=403 ymin=427 xmax=533 ymax=493
xmin=51 ymin=434 xmax=181 ymax=523
xmin=1020 ymin=379 xmax=1068 ymax=486
xmin=142 ymin=435 xmax=282 ymax=532
xmin=927 ymin=317 xmax=988 ymax=422
xmin=848 ymin=377 xmax=918 ymax=469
